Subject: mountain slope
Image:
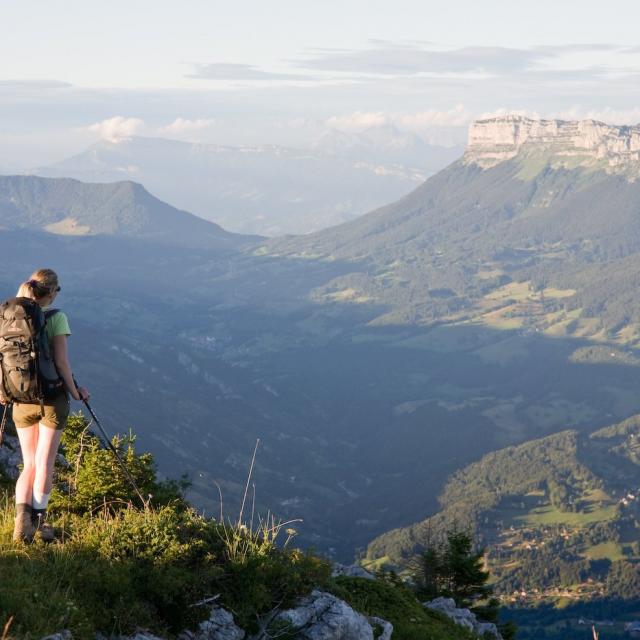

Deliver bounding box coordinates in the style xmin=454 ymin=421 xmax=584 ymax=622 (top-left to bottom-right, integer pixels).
xmin=262 ymin=117 xmax=640 ymax=340
xmin=0 ymin=175 xmax=253 ymax=249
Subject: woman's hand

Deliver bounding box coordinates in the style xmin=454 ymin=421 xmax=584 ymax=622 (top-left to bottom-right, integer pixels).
xmin=73 ymin=386 xmax=90 ymax=402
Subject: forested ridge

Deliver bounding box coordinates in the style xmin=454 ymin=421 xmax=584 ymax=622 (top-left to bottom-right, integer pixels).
xmin=366 ymin=415 xmax=640 ymax=637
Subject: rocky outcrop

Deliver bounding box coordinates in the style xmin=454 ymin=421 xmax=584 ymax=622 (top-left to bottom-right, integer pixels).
xmin=331 ymin=562 xmax=375 ymax=580
xmin=465 ymin=115 xmax=640 ymax=172
xmin=178 ymin=605 xmax=245 ymax=640
xmin=367 ymin=616 xmax=393 ymax=640
xmin=112 ymin=608 xmax=245 ymax=640
xmin=425 ymin=597 xmax=503 ymax=639
xmin=0 ymin=434 xmax=23 ymax=479
xmin=276 ymin=590 xmax=377 ymax=640
xmin=42 ymin=596 xmax=392 ymax=640
xmin=47 ymin=606 xmax=245 ymax=640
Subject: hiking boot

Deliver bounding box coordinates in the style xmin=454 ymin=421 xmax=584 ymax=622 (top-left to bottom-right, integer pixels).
xmin=13 ymin=512 xmax=36 ymax=543
xmin=32 ymin=513 xmax=56 ymax=542
xmin=36 ymin=522 xmax=56 ymax=542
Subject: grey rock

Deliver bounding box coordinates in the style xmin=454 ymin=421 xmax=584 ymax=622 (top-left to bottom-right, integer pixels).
xmin=452 ymin=615 xmax=475 ymax=633
xmin=178 ymin=605 xmax=245 ymax=640
xmin=0 ymin=435 xmax=22 ymax=479
xmin=277 ymin=589 xmax=374 ymax=640
xmin=367 ymin=616 xmax=393 ymax=640
xmin=331 ymin=563 xmax=375 ymax=580
xmin=102 ymin=632 xmax=164 ymax=640
xmin=44 ymin=604 xmax=244 ymax=640
xmin=425 ymin=597 xmax=503 ymax=639
xmin=477 ymin=622 xmax=501 ymax=638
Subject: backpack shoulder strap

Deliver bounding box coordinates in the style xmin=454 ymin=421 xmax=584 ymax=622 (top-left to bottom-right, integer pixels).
xmin=44 ymin=308 xmax=60 ymax=322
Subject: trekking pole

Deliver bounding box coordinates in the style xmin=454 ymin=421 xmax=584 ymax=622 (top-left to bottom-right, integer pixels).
xmin=0 ymin=402 xmax=10 ymax=447
xmin=81 ymin=399 xmax=148 ymax=508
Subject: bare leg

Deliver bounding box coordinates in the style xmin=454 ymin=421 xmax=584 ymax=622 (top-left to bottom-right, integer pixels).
xmin=33 ymin=425 xmax=63 ymax=495
xmin=14 ymin=425 xmax=39 ymax=541
xmin=15 ymin=425 xmax=38 ymax=505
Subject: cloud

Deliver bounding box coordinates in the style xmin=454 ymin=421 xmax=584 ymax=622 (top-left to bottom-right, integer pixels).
xmin=552 ymin=106 xmax=640 ymax=125
xmin=398 ymin=105 xmax=473 ymax=129
xmin=188 ymin=63 xmax=310 ymax=81
xmin=0 ymin=79 xmax=72 ymax=89
xmin=326 ymin=106 xmax=474 ymax=135
xmin=297 ymin=45 xmax=546 ymax=76
xmin=478 ymin=108 xmax=542 ymax=120
xmin=160 ymin=117 xmax=215 ymax=136
xmin=295 ymin=43 xmax=640 ymax=82
xmin=326 ymin=111 xmax=390 ymax=132
xmin=86 ymin=116 xmax=144 ymax=142
xmin=286 ymin=117 xmax=322 ymax=129
xmin=533 ymin=44 xmax=620 ymax=54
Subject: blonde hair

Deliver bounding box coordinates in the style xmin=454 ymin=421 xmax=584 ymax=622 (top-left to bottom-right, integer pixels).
xmin=17 ymin=268 xmax=60 ymax=301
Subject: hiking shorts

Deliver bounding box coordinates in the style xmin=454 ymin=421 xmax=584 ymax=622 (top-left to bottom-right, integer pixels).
xmin=12 ymin=393 xmax=70 ymax=430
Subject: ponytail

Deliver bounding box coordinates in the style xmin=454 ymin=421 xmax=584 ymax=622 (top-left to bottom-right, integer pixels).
xmin=16 ymin=269 xmax=59 ymax=300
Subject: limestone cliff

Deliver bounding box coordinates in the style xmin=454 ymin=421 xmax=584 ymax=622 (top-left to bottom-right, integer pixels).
xmin=464 ymin=115 xmax=640 ymax=174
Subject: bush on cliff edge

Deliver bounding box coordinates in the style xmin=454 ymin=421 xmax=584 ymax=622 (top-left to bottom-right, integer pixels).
xmin=0 ymin=413 xmax=330 ymax=639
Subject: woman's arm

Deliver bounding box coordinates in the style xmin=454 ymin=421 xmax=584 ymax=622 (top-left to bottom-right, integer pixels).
xmin=52 ymin=334 xmax=89 ymax=401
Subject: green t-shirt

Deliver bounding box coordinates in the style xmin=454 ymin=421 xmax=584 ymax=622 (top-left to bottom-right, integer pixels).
xmin=45 ymin=310 xmax=71 ymax=347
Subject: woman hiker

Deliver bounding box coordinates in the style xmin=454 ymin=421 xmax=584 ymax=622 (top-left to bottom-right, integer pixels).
xmin=9 ymin=269 xmax=90 ymax=542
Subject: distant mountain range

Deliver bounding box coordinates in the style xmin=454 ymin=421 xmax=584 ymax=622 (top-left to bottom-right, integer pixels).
xmin=34 ymin=131 xmax=462 ymax=236
xmin=313 ymin=124 xmax=460 ymax=171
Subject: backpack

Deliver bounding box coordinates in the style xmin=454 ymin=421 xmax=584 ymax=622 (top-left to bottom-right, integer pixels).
xmin=0 ymin=297 xmax=64 ymax=406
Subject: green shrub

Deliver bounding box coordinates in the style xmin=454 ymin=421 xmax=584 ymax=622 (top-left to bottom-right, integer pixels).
xmin=328 ymin=575 xmax=475 ymax=640
xmin=50 ymin=413 xmax=189 ymax=514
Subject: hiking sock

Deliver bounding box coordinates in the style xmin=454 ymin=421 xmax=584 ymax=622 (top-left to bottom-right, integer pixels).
xmin=32 ymin=491 xmax=50 ymax=510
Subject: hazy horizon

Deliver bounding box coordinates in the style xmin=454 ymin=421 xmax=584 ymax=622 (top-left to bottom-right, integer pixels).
xmin=3 ymin=0 xmax=640 ymax=171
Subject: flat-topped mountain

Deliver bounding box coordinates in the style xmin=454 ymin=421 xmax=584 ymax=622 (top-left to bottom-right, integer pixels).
xmin=0 ymin=175 xmax=252 ymax=249
xmin=466 ymin=115 xmax=640 ymax=172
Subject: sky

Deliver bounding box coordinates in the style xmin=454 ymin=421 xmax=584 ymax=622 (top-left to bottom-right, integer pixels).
xmin=2 ymin=0 xmax=640 ymax=169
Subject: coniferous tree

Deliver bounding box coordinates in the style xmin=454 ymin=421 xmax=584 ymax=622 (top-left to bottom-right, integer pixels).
xmin=413 ymin=529 xmax=491 ymax=607
xmin=412 ymin=529 xmax=516 ymax=638
xmin=443 ymin=530 xmax=492 ymax=607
